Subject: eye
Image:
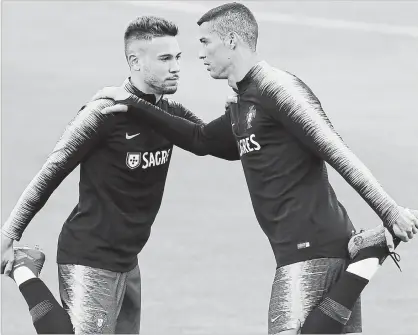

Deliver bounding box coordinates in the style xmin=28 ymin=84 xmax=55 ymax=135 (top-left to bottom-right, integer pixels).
xmin=176 ymin=55 xmax=182 ymax=60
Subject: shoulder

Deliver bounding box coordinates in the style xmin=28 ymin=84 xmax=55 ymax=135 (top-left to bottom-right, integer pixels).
xmin=67 ymin=99 xmax=118 ymax=131
xmin=161 ymin=97 xmax=191 ymax=116
xmin=163 ymin=97 xmax=187 ymax=110
xmin=252 ymin=65 xmax=318 ymax=109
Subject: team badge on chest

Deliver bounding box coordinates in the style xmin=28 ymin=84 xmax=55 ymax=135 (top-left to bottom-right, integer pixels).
xmin=246 ymin=105 xmax=257 ymax=129
xmin=126 ymin=152 xmax=141 ymax=169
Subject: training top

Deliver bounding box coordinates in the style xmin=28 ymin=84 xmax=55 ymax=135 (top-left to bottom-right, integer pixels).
xmin=1 ymin=79 xmax=238 ymax=272
xmin=121 ymin=61 xmax=401 ymax=267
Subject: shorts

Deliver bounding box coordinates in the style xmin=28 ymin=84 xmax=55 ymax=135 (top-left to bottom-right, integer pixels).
xmin=268 ymin=258 xmax=362 ymax=334
xmin=58 ymin=264 xmax=141 ymax=334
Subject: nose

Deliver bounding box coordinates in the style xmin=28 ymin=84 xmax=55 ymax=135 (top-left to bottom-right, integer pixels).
xmin=198 ymin=47 xmax=206 ymax=60
xmin=169 ymin=58 xmax=180 ymax=73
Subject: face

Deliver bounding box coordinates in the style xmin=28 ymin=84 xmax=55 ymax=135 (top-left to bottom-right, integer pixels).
xmin=198 ymin=22 xmax=233 ymax=79
xmin=128 ymin=36 xmax=181 ymax=95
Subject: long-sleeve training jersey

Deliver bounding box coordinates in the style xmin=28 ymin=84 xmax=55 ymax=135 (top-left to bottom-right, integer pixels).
xmin=1 ymin=79 xmax=238 ymax=272
xmin=121 ymin=61 xmax=401 ymax=267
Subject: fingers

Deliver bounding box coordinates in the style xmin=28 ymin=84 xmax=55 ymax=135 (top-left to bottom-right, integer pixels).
xmin=393 ymin=224 xmax=409 ymax=242
xmin=404 ymin=209 xmax=418 ymax=234
xmin=91 ymin=87 xmax=109 ymax=102
xmin=3 ymin=260 xmax=14 ymax=276
xmin=407 ymin=230 xmax=414 ymax=240
xmin=91 ymin=87 xmax=119 ymax=102
xmin=406 ymin=209 xmax=418 ymax=229
xmin=224 ymin=95 xmax=238 ymax=109
xmin=101 ymin=104 xmax=129 ymax=115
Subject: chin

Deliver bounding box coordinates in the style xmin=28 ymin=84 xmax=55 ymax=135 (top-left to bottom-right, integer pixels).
xmin=209 ymin=70 xmax=227 ymax=80
xmin=162 ymin=86 xmax=178 ymax=95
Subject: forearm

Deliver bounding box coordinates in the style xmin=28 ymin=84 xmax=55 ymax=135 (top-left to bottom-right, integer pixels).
xmin=1 ymin=162 xmax=74 ymax=240
xmin=321 ymin=141 xmax=399 ymax=226
xmin=1 ymin=100 xmax=113 ymax=240
xmin=282 ymin=108 xmax=400 ymax=227
xmin=127 ymin=97 xmax=238 ymax=160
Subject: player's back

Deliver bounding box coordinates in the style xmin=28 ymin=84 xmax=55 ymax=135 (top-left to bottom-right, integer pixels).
xmin=230 ymin=62 xmax=354 ymax=267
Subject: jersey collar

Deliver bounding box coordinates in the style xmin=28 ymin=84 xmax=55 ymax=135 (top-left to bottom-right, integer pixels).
xmin=236 ymin=60 xmax=267 ymax=93
xmin=123 ymin=78 xmax=161 ymax=105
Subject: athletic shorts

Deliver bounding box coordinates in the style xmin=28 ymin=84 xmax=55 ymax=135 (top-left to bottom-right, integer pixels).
xmin=58 ymin=264 xmax=141 ymax=334
xmin=268 ymin=258 xmax=362 ymax=334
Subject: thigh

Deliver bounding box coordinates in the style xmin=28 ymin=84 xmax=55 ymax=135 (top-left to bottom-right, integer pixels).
xmin=58 ymin=264 xmax=128 ymax=334
xmin=268 ymin=258 xmax=358 ymax=335
xmin=115 ymin=265 xmax=141 ymax=334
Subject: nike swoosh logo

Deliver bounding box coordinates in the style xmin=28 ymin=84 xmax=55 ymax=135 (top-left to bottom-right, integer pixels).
xmin=126 ymin=132 xmax=140 ymax=140
xmin=271 ymin=315 xmax=280 ymax=323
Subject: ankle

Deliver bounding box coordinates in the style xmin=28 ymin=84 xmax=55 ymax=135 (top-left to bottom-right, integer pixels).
xmin=12 ymin=266 xmax=37 ymax=287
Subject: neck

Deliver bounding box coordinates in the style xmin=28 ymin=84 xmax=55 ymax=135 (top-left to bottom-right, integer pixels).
xmin=227 ymin=50 xmax=261 ymax=90
xmin=130 ymin=73 xmax=162 ymax=101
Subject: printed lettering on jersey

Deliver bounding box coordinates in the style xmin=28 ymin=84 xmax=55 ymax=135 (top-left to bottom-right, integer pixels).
xmin=238 ymin=134 xmax=261 ymax=157
xmin=246 ymin=105 xmax=257 ymax=130
xmin=126 ymin=152 xmax=141 ymax=169
xmin=126 ymin=149 xmax=172 ymax=170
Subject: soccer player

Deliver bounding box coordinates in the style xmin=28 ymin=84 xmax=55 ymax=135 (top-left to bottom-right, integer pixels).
xmin=1 ymin=16 xmax=238 ymax=334
xmin=91 ymin=3 xmax=418 ymax=334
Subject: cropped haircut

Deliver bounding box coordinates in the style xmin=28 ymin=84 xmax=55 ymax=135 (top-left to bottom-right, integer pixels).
xmin=197 ymin=2 xmax=258 ymax=51
xmin=124 ymin=16 xmax=178 ymax=56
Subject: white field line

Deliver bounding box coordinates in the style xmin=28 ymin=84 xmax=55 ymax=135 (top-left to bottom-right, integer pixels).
xmin=128 ymin=1 xmax=418 ymax=38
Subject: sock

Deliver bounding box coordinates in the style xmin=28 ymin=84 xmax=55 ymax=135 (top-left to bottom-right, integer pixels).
xmin=347 ymin=258 xmax=380 ymax=280
xmin=19 ymin=278 xmax=74 ymax=334
xmin=301 ymin=271 xmax=368 ymax=334
xmin=301 ymin=235 xmax=401 ymax=334
xmin=12 ymin=266 xmax=37 ymax=287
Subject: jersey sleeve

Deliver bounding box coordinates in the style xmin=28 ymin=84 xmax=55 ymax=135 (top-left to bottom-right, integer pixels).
xmin=126 ymin=96 xmax=239 ymax=161
xmin=1 ymin=99 xmax=116 ymax=241
xmin=256 ymin=69 xmax=400 ymax=228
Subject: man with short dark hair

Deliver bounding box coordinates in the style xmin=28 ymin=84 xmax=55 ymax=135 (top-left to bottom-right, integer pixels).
xmin=94 ymin=3 xmax=418 ymax=334
xmin=1 ymin=15 xmax=237 ymax=334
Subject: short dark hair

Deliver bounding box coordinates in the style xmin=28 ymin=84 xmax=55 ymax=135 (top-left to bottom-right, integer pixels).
xmin=124 ymin=16 xmax=178 ymax=55
xmin=197 ymin=2 xmax=258 ymax=51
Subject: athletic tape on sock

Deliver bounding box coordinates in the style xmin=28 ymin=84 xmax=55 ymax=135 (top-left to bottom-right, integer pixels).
xmin=318 ymin=297 xmax=352 ymax=325
xmin=30 ymin=300 xmax=54 ymax=323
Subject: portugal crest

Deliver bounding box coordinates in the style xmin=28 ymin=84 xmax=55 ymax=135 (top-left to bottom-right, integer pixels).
xmin=246 ymin=105 xmax=257 ymax=129
xmin=126 ymin=152 xmax=141 ymax=169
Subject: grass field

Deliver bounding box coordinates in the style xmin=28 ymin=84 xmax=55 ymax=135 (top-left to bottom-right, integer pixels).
xmin=1 ymin=1 xmax=418 ymax=334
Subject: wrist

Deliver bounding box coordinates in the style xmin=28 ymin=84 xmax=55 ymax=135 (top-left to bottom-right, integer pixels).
xmin=1 ymin=228 xmax=18 ymax=242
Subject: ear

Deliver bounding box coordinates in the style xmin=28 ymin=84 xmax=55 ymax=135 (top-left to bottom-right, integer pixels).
xmin=226 ymin=32 xmax=238 ymax=50
xmin=128 ymin=54 xmax=141 ymax=71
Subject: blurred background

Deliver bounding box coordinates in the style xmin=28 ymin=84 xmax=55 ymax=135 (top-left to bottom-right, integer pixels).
xmin=1 ymin=1 xmax=418 ymax=334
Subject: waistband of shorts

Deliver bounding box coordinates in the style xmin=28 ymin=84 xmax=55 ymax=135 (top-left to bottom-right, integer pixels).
xmin=271 ymin=236 xmax=350 ymax=268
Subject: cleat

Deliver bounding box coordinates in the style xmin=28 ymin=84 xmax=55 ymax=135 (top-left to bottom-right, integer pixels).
xmin=9 ymin=246 xmax=45 ymax=280
xmin=348 ymin=225 xmax=401 ymax=271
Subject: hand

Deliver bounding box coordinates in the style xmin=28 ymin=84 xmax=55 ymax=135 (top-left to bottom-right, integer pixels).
xmin=91 ymin=86 xmax=131 ymax=103
xmin=1 ymin=233 xmax=15 ymax=275
xmin=91 ymin=86 xmax=132 ymax=115
xmin=391 ymin=206 xmax=418 ymax=242
xmin=224 ymin=94 xmax=238 ymax=109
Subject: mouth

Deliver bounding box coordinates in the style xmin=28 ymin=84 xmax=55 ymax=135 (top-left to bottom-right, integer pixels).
xmin=166 ymin=77 xmax=179 ymax=81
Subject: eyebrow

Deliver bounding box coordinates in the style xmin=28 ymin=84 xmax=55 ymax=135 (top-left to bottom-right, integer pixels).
xmin=157 ymin=52 xmax=182 ymax=58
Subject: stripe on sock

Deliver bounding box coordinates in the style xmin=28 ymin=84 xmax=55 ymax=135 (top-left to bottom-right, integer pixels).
xmin=30 ymin=300 xmax=54 ymax=323
xmin=318 ymin=297 xmax=352 ymax=325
